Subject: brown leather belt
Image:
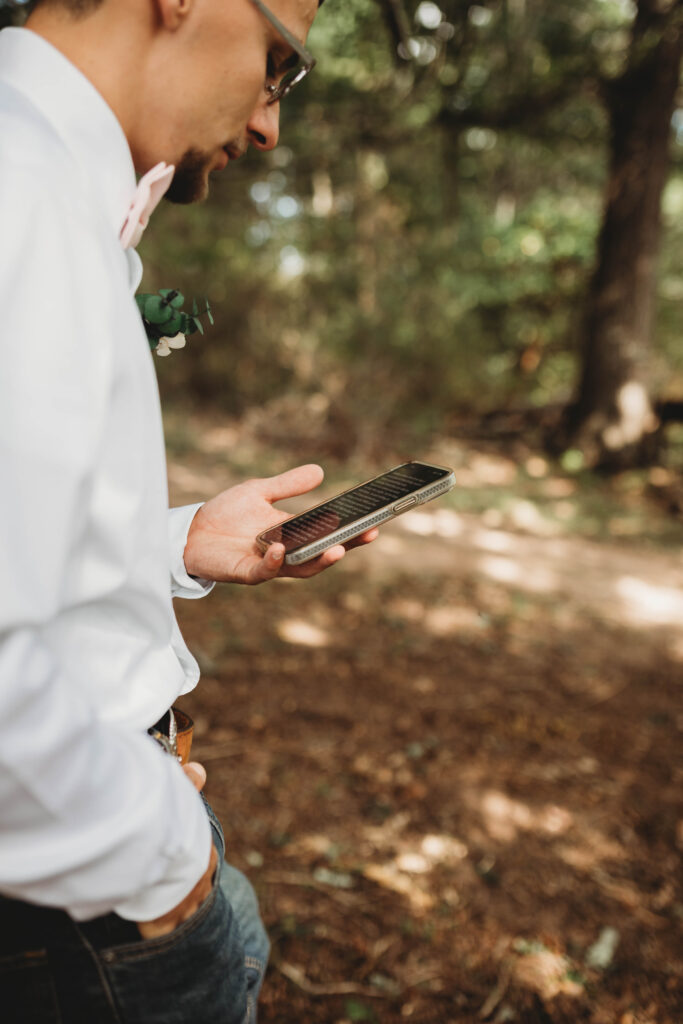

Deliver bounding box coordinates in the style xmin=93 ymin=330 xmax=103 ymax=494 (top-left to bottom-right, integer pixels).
xmin=148 ymin=707 xmax=194 ymax=765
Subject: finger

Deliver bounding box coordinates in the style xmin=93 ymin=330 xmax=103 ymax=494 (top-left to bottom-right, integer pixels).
xmin=343 ymin=527 xmax=379 ymax=550
xmin=182 ymin=761 xmax=207 ymax=791
xmin=281 ymin=527 xmax=379 ymax=578
xmin=284 ymin=544 xmax=346 ymax=578
xmin=260 ymin=464 xmax=324 ymax=503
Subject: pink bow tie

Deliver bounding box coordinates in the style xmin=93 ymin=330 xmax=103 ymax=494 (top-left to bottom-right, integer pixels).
xmin=119 ymin=162 xmax=175 ymax=250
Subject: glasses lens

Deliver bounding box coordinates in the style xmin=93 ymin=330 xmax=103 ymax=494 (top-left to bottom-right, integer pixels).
xmin=282 ymin=64 xmax=305 ymax=89
xmin=267 ymin=63 xmax=310 ymax=104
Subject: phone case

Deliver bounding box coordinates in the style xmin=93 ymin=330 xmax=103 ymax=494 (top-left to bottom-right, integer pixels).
xmin=257 ymin=462 xmax=455 ymax=565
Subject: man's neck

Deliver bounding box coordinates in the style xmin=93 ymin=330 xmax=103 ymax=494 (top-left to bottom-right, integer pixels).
xmin=26 ymin=3 xmax=153 ymax=172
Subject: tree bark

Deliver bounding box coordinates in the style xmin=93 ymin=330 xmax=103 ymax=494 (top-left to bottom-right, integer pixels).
xmin=376 ymin=0 xmax=413 ymax=61
xmin=564 ymin=0 xmax=683 ymax=468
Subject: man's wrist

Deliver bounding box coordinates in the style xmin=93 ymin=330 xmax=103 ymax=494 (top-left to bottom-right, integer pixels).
xmin=136 ymin=843 xmax=218 ymax=939
xmin=169 ymin=504 xmax=214 ymax=596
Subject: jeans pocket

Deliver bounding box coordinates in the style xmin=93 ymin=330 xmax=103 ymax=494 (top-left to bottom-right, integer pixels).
xmin=94 ymin=802 xmax=226 ymax=956
xmin=0 ymin=951 xmax=61 ymax=1024
xmin=104 ymin=868 xmax=221 ymax=962
xmin=94 ymin=886 xmax=247 ymax=1024
xmin=79 ymin=802 xmax=243 ymax=1023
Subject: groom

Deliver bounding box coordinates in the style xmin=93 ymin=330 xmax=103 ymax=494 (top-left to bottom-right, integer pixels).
xmin=0 ymin=1 xmax=375 ymax=1020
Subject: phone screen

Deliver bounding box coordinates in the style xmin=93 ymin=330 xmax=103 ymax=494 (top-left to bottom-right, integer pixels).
xmin=261 ymin=462 xmax=450 ymax=553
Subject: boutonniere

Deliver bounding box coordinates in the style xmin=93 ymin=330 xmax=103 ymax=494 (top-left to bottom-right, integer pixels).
xmin=135 ymin=289 xmax=214 ymax=357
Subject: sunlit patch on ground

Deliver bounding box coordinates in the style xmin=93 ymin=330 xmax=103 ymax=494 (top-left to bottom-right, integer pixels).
xmin=361 ymin=508 xmax=683 ymax=639
xmin=474 ymin=789 xmax=573 ymax=842
xmin=276 ymin=617 xmax=330 ymax=647
xmin=615 ymin=576 xmax=683 ymax=627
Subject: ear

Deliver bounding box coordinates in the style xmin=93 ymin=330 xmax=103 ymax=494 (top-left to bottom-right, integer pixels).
xmin=155 ymin=0 xmax=196 ymax=31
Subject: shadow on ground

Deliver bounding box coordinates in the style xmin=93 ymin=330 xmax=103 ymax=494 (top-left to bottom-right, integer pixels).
xmin=169 ymin=425 xmax=682 ymax=1023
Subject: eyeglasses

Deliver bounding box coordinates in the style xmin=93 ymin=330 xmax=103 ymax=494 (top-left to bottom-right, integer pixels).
xmin=250 ymin=0 xmax=316 ymax=104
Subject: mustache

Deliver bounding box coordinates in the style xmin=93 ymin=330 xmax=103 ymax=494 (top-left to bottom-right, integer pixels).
xmin=224 ymin=140 xmax=247 ymax=160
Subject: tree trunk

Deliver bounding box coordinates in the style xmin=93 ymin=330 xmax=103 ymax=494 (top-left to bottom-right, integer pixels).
xmin=565 ymin=0 xmax=683 ymax=468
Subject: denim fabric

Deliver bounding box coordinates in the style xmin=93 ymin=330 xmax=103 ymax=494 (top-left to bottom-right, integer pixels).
xmin=0 ymin=801 xmax=269 ymax=1024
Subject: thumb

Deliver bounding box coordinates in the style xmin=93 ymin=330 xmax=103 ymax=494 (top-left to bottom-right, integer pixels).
xmin=182 ymin=761 xmax=207 ymax=792
xmin=258 ymin=542 xmax=285 ymax=579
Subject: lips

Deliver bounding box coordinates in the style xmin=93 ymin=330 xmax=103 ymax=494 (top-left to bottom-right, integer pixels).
xmin=214 ymin=149 xmax=229 ymax=171
xmin=223 ymin=142 xmax=246 ymax=161
xmin=213 ymin=142 xmax=245 ymax=174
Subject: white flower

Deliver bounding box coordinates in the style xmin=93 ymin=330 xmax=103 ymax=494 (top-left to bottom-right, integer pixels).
xmin=166 ymin=333 xmax=186 ymax=349
xmin=155 ymin=333 xmax=185 ymax=358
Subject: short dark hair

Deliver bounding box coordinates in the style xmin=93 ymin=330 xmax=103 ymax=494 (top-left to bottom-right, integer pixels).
xmin=12 ymin=0 xmax=106 ymax=13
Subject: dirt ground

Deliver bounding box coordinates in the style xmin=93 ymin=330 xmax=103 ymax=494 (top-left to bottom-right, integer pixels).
xmin=167 ymin=419 xmax=683 ymax=1024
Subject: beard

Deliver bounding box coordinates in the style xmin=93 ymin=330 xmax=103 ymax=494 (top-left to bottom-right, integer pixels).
xmin=164 ymin=148 xmax=212 ymax=205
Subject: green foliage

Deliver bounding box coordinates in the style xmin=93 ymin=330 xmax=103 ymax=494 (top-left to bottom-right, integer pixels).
xmin=139 ymin=0 xmax=680 ymax=439
xmin=135 ymin=289 xmax=213 ymax=350
xmin=344 ymin=998 xmax=377 ymax=1022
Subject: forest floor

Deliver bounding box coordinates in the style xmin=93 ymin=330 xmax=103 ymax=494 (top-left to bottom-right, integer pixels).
xmin=166 ymin=409 xmax=683 ymax=1024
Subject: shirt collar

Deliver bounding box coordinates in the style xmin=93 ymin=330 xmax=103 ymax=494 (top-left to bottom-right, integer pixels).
xmin=0 ymin=27 xmax=137 ymax=241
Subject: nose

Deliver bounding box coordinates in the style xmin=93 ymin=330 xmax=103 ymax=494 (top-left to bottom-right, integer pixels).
xmin=246 ymin=98 xmax=280 ymax=151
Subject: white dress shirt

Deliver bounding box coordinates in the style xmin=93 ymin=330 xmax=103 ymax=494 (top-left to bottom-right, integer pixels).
xmin=0 ymin=28 xmax=215 ymax=921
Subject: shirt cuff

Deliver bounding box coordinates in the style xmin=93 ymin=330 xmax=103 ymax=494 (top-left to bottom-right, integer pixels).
xmin=110 ymin=766 xmax=214 ymax=923
xmin=168 ymin=504 xmax=215 ymax=599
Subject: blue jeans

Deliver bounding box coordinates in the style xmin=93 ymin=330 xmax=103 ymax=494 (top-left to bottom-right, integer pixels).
xmin=0 ymin=801 xmax=269 ymax=1023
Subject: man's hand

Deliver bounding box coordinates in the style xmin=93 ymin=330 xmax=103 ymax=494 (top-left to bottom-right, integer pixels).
xmin=183 ymin=464 xmax=378 ymax=584
xmin=136 ymin=762 xmax=217 ymax=940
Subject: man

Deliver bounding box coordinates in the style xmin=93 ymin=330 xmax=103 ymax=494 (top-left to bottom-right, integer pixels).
xmin=0 ymin=0 xmax=376 ymax=1020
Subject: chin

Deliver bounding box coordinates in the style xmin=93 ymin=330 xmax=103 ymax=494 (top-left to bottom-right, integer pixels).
xmin=165 ymin=149 xmax=211 ymax=204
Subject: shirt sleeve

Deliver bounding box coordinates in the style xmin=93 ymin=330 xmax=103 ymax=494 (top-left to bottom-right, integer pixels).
xmin=168 ymin=505 xmax=215 ymax=598
xmin=0 ymin=629 xmax=212 ymax=922
xmin=0 ymin=168 xmax=212 ymax=921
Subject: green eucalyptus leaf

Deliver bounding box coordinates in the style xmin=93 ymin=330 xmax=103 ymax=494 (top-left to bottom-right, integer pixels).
xmin=193 ymin=317 xmax=204 ymax=335
xmin=191 ymin=298 xmax=199 ymax=316
xmin=162 ymin=312 xmax=184 ymax=336
xmin=143 ymin=295 xmax=175 ymax=324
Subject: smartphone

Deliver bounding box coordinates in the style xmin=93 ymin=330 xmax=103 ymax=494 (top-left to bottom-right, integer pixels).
xmin=256 ymin=460 xmax=455 ymax=565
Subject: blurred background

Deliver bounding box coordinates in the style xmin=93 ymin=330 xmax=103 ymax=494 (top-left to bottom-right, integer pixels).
xmin=138 ymin=0 xmax=683 ymax=478
xmin=4 ymin=0 xmax=683 ymax=1020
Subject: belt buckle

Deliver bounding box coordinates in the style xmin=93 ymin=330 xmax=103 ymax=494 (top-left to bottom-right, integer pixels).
xmin=149 ymin=708 xmax=179 ymax=761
